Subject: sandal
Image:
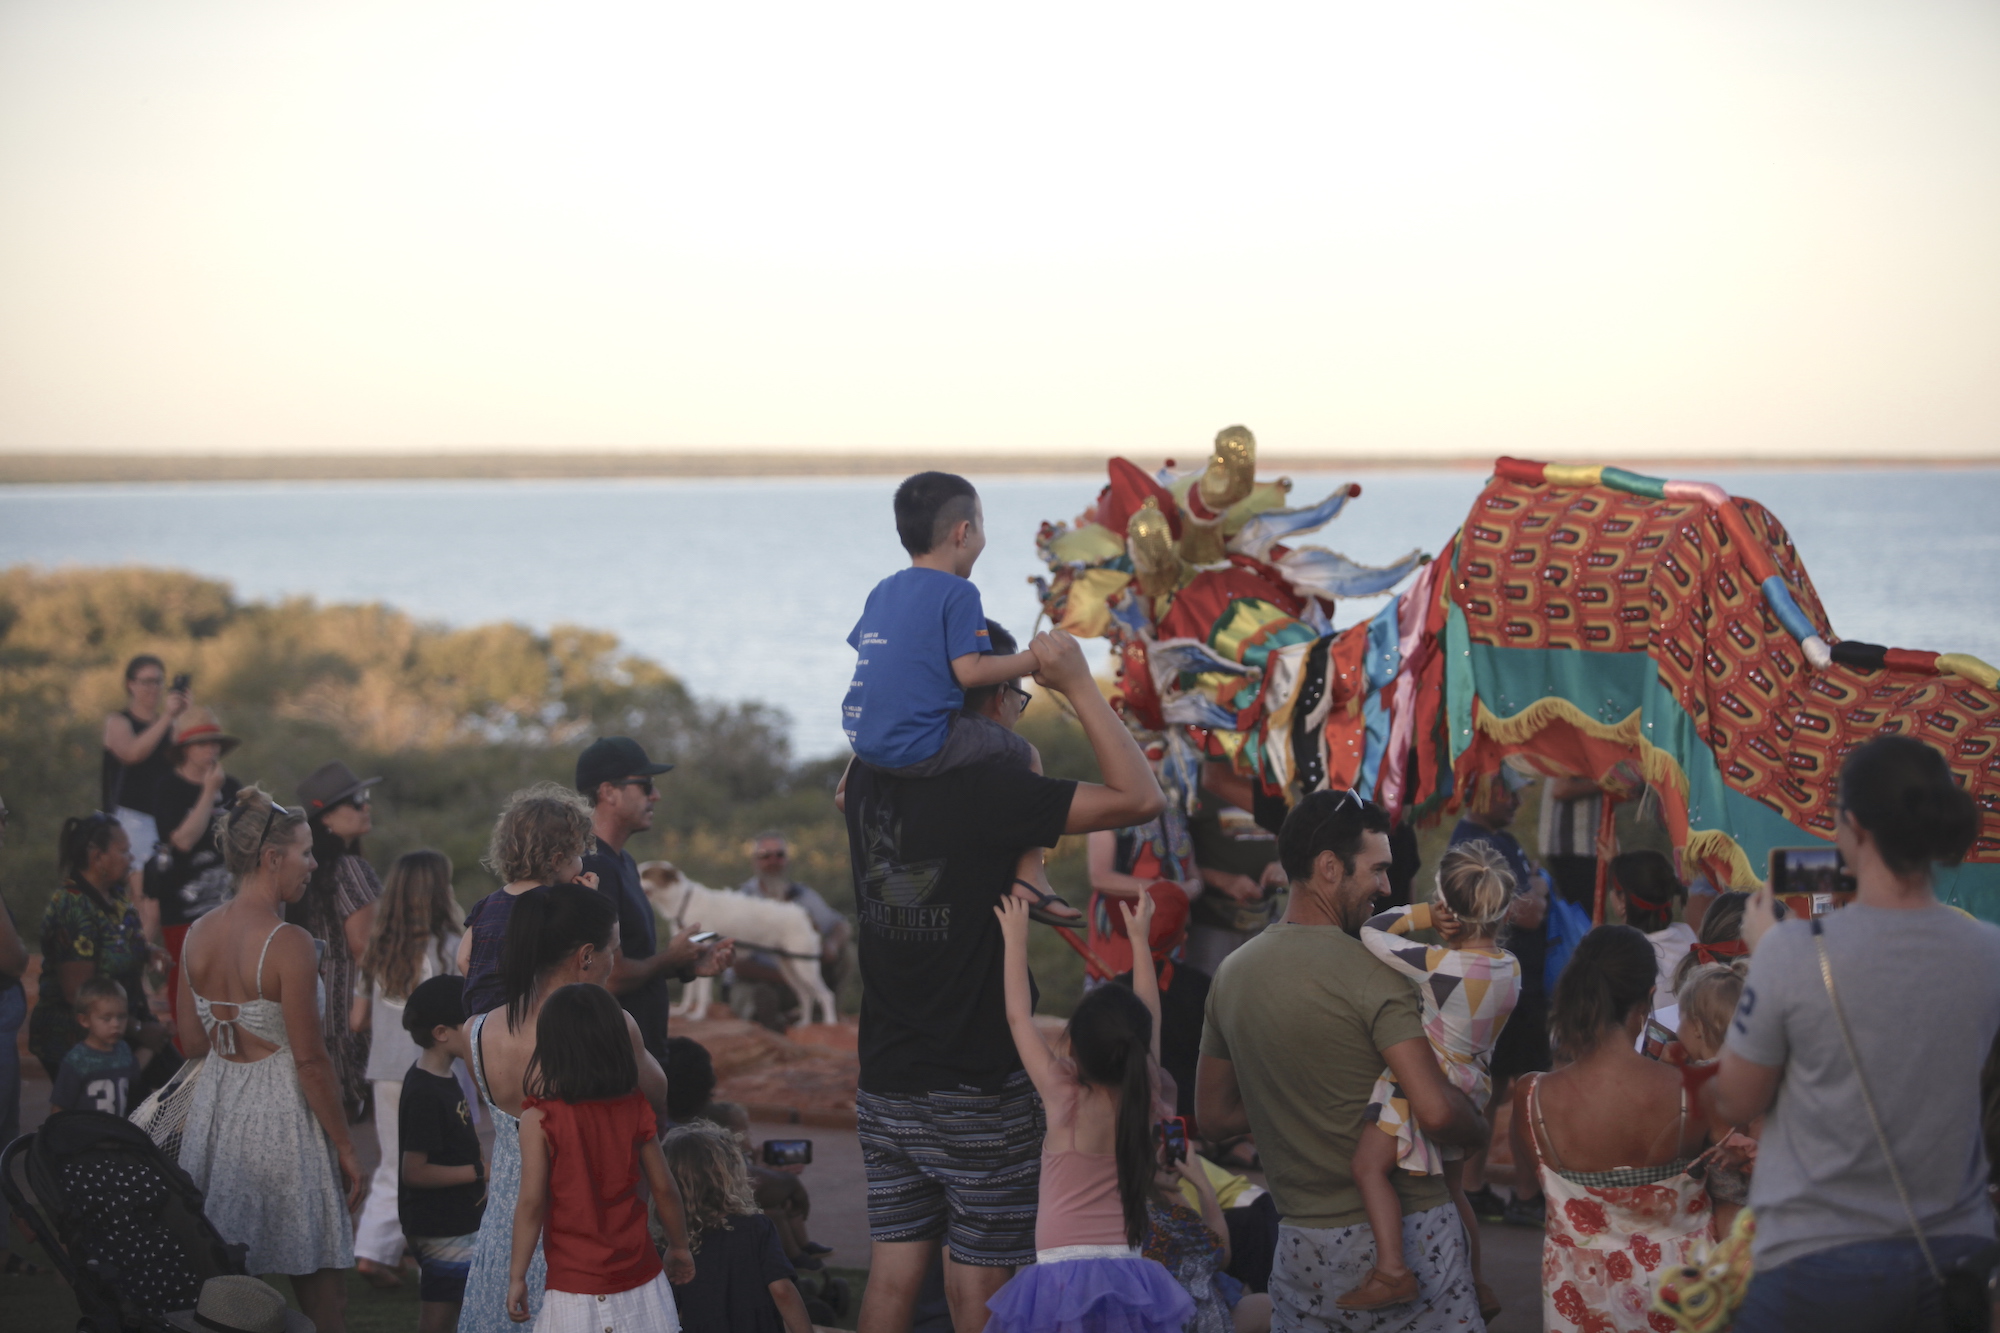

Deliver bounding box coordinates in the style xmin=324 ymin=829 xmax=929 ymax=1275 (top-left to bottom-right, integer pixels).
xmin=1011 ymin=879 xmax=1084 ymax=928
xmin=1334 ymin=1267 xmax=1418 ymax=1311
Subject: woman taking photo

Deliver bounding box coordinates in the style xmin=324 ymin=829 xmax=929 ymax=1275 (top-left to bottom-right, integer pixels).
xmin=456 ymin=883 xmax=671 ymax=1333
xmin=295 ymin=760 xmax=383 ymax=1119
xmin=1710 ymin=735 xmax=1998 ymax=1331
xmin=1511 ymin=925 xmax=1715 ymax=1332
xmin=176 ymin=788 xmax=362 ymax=1333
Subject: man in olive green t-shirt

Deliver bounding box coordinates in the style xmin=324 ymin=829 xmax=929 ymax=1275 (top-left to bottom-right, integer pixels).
xmin=1197 ymin=790 xmax=1489 ymax=1331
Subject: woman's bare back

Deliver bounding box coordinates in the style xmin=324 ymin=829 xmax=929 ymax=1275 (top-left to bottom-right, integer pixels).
xmin=475 ymin=1008 xmax=540 ymax=1118
xmin=184 ymin=899 xmax=298 ymax=1063
xmin=1528 ymin=1049 xmax=1708 ymax=1173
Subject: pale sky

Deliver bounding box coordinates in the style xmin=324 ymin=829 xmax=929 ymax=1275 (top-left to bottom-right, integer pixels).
xmin=2 ymin=0 xmax=1997 ymax=460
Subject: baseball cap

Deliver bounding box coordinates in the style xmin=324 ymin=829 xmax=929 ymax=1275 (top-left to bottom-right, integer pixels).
xmin=576 ymin=736 xmax=674 ymax=795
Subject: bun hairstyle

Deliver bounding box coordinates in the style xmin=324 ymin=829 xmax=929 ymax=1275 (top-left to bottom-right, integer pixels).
xmin=1065 ymin=982 xmax=1156 ymax=1248
xmin=483 ymin=782 xmax=594 ymax=886
xmin=499 ymin=882 xmax=618 ymax=1030
xmin=1435 ymin=841 xmax=1517 ymax=931
xmin=1610 ymin=850 xmax=1685 ymax=934
xmin=218 ymin=786 xmax=309 ymax=880
xmin=1549 ymin=925 xmax=1658 ymax=1061
xmin=1839 ymin=735 xmax=1980 ymax=877
xmin=1673 ymin=891 xmax=1749 ymax=991
xmin=57 ymin=812 xmax=125 ymax=884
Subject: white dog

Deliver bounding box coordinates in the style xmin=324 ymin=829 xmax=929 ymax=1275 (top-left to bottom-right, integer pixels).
xmin=639 ymin=860 xmax=840 ymax=1027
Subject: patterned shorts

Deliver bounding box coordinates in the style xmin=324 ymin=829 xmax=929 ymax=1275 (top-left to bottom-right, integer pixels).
xmin=1268 ymin=1204 xmax=1479 ymax=1332
xmin=855 ymin=1070 xmax=1045 ymax=1267
xmin=406 ymin=1232 xmax=478 ymax=1304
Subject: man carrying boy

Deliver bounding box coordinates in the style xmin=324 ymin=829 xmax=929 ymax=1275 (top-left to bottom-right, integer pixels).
xmin=843 ymin=470 xmax=1078 ymax=925
xmin=399 ymin=975 xmax=485 ymax=1333
xmin=50 ymin=976 xmax=140 ymax=1117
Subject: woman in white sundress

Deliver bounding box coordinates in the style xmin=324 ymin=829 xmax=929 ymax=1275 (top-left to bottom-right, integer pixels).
xmin=176 ymin=787 xmax=362 ymax=1333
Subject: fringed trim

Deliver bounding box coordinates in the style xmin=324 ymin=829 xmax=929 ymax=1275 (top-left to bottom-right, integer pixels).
xmin=1684 ymin=829 xmax=1762 ymax=891
xmin=1470 ymin=697 xmax=1691 ymax=799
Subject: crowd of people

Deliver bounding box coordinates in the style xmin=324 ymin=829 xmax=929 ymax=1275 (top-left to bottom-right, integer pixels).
xmin=0 ymin=474 xmax=1995 ymax=1333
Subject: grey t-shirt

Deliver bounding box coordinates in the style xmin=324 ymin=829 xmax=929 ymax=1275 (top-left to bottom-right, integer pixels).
xmin=1727 ymin=903 xmax=2000 ymax=1269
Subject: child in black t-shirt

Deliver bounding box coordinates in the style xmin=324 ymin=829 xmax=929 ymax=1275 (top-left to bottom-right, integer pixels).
xmin=51 ymin=977 xmax=140 ymax=1117
xmin=398 ymin=976 xmax=485 ymax=1333
xmin=663 ymin=1121 xmax=811 ymax=1333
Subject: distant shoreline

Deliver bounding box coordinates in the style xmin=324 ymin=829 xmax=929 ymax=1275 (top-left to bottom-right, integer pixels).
xmin=1 ymin=451 xmax=1993 ymax=485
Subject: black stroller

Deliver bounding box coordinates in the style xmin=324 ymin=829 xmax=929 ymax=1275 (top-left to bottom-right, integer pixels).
xmin=1 ymin=1110 xmax=247 ymax=1332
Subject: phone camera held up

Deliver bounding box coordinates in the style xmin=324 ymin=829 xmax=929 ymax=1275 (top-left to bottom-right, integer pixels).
xmin=1154 ymin=1117 xmax=1188 ymax=1170
xmin=1768 ymin=846 xmax=1857 ymax=920
xmin=170 ymin=673 xmax=191 ymax=694
xmin=761 ymin=1139 xmax=812 ymax=1167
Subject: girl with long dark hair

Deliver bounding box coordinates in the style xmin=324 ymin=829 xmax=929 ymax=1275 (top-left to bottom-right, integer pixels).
xmin=981 ymin=892 xmax=1194 ymax=1333
xmin=506 ymin=984 xmax=694 ymax=1331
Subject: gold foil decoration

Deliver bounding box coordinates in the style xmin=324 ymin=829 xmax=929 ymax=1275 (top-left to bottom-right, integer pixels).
xmin=1181 ymin=425 xmax=1258 ymax=564
xmin=1127 ymin=496 xmax=1185 ymax=598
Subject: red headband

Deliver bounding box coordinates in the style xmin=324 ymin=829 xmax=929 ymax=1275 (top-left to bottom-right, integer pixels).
xmin=1690 ymin=939 xmax=1748 ymax=965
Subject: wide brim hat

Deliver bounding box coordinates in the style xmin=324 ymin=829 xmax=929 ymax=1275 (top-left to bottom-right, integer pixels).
xmin=164 ymin=1276 xmax=315 ymax=1333
xmin=296 ymin=759 xmax=382 ymax=815
xmin=171 ymin=707 xmax=241 ymax=756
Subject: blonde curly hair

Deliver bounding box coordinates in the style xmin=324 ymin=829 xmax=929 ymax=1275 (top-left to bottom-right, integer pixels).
xmin=481 ymin=782 xmax=593 ymax=885
xmin=662 ymin=1121 xmax=758 ymax=1252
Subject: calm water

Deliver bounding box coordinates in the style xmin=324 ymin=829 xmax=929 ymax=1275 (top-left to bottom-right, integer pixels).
xmin=2 ymin=467 xmax=1995 ymax=759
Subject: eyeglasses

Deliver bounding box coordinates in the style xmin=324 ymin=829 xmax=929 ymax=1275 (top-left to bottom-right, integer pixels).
xmin=1004 ymin=683 xmax=1032 ymax=712
xmin=754 ymin=849 xmax=788 ymax=861
xmin=616 ymin=777 xmax=656 ymax=796
xmin=341 ymin=792 xmax=371 ymax=809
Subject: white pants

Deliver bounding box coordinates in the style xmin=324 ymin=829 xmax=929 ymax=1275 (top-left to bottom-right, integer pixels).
xmin=354 ymin=1079 xmax=405 ymax=1266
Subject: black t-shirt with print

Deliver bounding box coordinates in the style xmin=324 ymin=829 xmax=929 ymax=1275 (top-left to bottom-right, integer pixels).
xmin=398 ymin=1065 xmax=485 ymax=1238
xmin=845 ymin=760 xmax=1075 ymax=1094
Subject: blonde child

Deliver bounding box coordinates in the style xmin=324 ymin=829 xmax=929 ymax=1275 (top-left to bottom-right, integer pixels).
xmin=982 ymin=891 xmax=1193 ymax=1333
xmin=662 ymin=1121 xmax=813 ymax=1333
xmin=1677 ymin=961 xmax=1756 ymax=1238
xmin=349 ymin=849 xmax=463 ymax=1287
xmin=1342 ymin=842 xmax=1521 ymax=1318
xmin=458 ymin=786 xmax=595 ymax=1015
xmin=507 ymin=984 xmax=694 ymax=1330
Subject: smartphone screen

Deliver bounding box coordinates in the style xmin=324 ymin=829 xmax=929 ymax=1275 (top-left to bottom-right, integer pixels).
xmin=1154 ymin=1117 xmax=1188 ymax=1168
xmin=761 ymin=1139 xmax=812 ymax=1167
xmin=1641 ymin=1016 xmax=1677 ymax=1061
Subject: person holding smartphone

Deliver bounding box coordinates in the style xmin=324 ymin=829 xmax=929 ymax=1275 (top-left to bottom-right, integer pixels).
xmin=102 ymin=655 xmax=189 ymax=905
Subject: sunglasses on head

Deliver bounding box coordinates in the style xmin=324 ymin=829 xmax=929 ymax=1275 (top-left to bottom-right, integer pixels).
xmin=253 ymin=801 xmax=298 ymax=859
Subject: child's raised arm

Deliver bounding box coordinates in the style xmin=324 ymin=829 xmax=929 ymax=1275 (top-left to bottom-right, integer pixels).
xmin=952 ymin=647 xmax=1042 ymax=690
xmin=994 ymin=896 xmax=1060 ymax=1099
xmin=1121 ymin=894 xmax=1161 ymax=1069
xmin=1360 ymin=903 xmax=1446 ymax=981
xmin=507 ymin=1108 xmax=549 ymax=1323
xmin=639 ymin=1137 xmax=695 ymax=1285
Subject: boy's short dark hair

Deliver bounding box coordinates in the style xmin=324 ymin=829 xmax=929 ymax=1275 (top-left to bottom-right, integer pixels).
xmin=75 ymin=976 xmax=126 ymax=1011
xmin=894 ymin=472 xmax=979 ymax=556
xmin=403 ymin=974 xmax=468 ymax=1046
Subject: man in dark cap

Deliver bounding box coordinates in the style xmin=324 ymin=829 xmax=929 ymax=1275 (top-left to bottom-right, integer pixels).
xmin=576 ymin=736 xmax=729 ymax=1062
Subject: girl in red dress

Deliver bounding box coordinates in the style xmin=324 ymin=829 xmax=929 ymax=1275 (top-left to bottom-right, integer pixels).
xmin=506 ymin=984 xmax=695 ymax=1331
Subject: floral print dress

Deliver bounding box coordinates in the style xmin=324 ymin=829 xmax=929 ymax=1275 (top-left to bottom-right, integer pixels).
xmin=1528 ymin=1074 xmax=1711 ymax=1333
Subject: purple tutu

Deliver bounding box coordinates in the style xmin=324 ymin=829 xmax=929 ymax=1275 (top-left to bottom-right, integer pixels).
xmin=984 ymin=1248 xmax=1196 ymax=1333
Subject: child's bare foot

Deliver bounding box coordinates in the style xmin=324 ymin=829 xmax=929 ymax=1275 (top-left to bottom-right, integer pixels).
xmin=1009 ymin=878 xmax=1083 ymax=926
xmin=1335 ymin=1267 xmax=1417 ymax=1310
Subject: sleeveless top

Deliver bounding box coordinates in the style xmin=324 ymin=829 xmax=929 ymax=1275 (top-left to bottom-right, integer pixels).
xmin=103 ymin=708 xmax=176 ymax=815
xmin=522 ymin=1090 xmax=662 ymax=1295
xmin=192 ymin=923 xmax=292 ymax=1053
xmin=1036 ymin=1064 xmax=1130 ymax=1251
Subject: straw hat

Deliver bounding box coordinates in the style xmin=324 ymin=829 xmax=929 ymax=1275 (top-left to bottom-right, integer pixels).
xmin=172 ymin=706 xmax=241 ymax=755
xmin=164 ymin=1276 xmax=315 ymax=1333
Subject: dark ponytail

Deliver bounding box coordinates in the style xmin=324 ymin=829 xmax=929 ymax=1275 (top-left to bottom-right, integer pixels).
xmin=1549 ymin=925 xmax=1657 ymax=1061
xmin=1610 ymin=850 xmax=1684 ymax=933
xmin=1839 ymin=735 xmax=1979 ymax=876
xmin=500 ymin=883 xmax=618 ymax=1031
xmin=58 ymin=812 xmax=124 ymax=885
xmin=1065 ymin=983 xmax=1156 ymax=1247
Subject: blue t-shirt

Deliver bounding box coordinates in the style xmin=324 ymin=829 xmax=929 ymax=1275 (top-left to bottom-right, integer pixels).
xmin=52 ymin=1039 xmax=139 ymax=1116
xmin=843 ymin=568 xmax=991 ymax=769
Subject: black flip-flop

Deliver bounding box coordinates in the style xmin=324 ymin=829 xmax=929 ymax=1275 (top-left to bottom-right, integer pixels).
xmin=1012 ymin=878 xmax=1084 ymax=928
